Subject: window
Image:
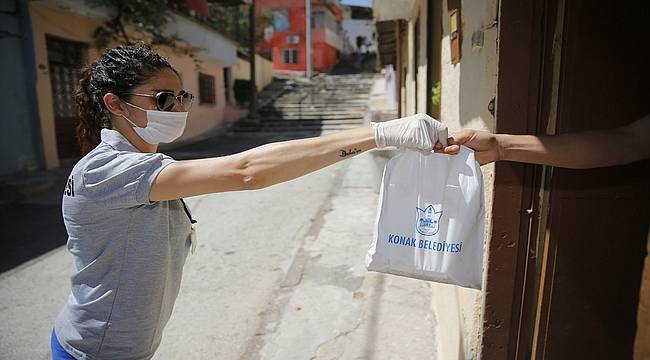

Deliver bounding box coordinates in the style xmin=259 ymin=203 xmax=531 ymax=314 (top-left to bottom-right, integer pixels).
xmin=271 ymin=9 xmax=289 ymax=31
xmin=283 ymin=48 xmax=298 ymax=65
xmin=198 ymin=72 xmax=215 ymax=104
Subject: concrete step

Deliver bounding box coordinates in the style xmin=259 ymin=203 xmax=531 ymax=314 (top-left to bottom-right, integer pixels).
xmin=268 ymin=102 xmax=368 ymax=107
xmin=261 ymin=104 xmax=368 ymax=109
xmin=256 ymin=114 xmax=365 ymax=121
xmin=239 ymin=119 xmax=365 ymax=126
xmin=232 ymin=119 xmax=365 ymax=131
xmin=232 ymin=125 xmax=361 ymax=133
xmin=230 ymin=73 xmax=378 ymax=135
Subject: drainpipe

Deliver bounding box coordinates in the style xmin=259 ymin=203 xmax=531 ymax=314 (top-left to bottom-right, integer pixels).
xmin=305 ymin=0 xmax=313 ymax=79
xmin=249 ymin=0 xmax=258 ymax=119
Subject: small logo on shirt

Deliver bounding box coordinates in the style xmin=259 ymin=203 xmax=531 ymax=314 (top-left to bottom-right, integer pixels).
xmin=415 ymin=204 xmax=442 ymax=236
xmin=64 ymin=175 xmax=75 ymax=197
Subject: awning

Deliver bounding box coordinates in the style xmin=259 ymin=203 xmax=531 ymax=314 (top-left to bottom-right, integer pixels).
xmin=167 ymin=13 xmax=238 ymax=66
xmin=372 ymin=0 xmax=417 ymax=22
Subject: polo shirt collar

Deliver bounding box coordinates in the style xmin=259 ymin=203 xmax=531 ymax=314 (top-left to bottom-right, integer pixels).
xmin=100 ymin=129 xmax=140 ymax=152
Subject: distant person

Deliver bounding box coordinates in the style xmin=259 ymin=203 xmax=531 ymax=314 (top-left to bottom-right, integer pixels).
xmin=51 ymin=42 xmax=449 ymax=360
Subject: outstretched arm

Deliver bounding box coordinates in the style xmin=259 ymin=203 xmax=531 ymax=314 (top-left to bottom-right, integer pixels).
xmin=437 ymin=113 xmax=650 ymax=168
xmin=151 ymin=113 xmax=448 ymax=201
xmin=150 ymin=126 xmax=375 ymax=200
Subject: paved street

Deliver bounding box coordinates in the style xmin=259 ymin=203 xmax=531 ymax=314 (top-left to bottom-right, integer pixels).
xmin=0 ymin=147 xmax=438 ymax=359
xmin=0 ymin=75 xmax=439 ymax=359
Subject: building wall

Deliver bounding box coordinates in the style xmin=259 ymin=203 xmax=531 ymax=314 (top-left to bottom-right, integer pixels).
xmin=159 ymin=49 xmax=227 ymax=144
xmin=390 ymin=0 xmax=499 ymax=358
xmin=29 ymin=2 xmax=98 ymax=169
xmin=341 ymin=19 xmax=376 ymax=54
xmin=257 ymin=0 xmax=342 ymax=76
xmin=312 ymin=4 xmax=338 ymax=33
xmin=405 ymin=18 xmax=417 ymax=115
xmin=396 ymin=26 xmax=404 ymax=116
xmin=312 ymin=43 xmax=338 ymax=71
xmin=0 ymin=0 xmax=42 ymax=175
xmin=434 ymin=0 xmax=499 ymax=358
xmin=28 ymin=2 xmax=231 ymax=168
xmin=233 ymin=55 xmax=275 ymax=91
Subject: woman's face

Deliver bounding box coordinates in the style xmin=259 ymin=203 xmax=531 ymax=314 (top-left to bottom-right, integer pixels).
xmin=121 ymin=69 xmax=184 ymax=127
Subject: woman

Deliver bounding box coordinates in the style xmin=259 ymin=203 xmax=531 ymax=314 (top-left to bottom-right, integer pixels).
xmin=51 ymin=43 xmax=448 ymax=359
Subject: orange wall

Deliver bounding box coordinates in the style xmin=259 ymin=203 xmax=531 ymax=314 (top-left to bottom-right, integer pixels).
xmin=312 ymin=43 xmax=338 ymax=71
xmin=257 ymin=0 xmax=340 ymax=74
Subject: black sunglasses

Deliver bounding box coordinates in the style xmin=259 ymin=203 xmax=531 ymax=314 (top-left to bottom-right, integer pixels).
xmin=126 ymin=90 xmax=194 ymax=112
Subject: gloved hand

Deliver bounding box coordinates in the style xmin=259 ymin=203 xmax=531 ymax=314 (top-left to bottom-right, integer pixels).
xmin=372 ymin=113 xmax=448 ymax=151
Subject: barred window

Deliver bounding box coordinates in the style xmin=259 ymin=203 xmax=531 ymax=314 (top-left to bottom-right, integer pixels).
xmin=283 ymin=48 xmax=298 ymax=65
xmin=198 ymin=72 xmax=216 ymax=104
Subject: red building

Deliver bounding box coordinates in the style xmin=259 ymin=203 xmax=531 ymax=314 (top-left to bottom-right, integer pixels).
xmin=257 ymin=0 xmax=344 ymax=77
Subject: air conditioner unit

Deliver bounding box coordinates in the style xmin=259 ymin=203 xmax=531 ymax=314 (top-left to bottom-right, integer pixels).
xmin=286 ymin=35 xmax=300 ymax=44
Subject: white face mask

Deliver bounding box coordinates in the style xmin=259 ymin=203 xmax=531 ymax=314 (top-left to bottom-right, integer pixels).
xmin=122 ymin=102 xmax=188 ymax=145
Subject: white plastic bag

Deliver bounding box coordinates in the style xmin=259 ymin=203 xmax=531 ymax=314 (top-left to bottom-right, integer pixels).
xmin=365 ymin=146 xmax=485 ymax=289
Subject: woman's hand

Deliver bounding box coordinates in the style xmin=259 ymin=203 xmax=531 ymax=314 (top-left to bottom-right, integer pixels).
xmin=372 ymin=113 xmax=449 ymax=151
xmin=434 ymin=129 xmax=501 ymax=165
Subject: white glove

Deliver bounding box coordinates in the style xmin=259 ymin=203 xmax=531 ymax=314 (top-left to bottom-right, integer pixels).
xmin=372 ymin=113 xmax=448 ymax=151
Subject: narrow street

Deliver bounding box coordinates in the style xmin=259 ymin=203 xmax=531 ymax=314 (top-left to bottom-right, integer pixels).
xmin=154 ymin=150 xmax=436 ymax=360
xmin=0 ymin=74 xmax=438 ymax=359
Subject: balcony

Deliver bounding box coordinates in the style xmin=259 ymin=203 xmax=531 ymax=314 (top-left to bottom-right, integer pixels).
xmin=312 ymin=27 xmax=342 ymax=51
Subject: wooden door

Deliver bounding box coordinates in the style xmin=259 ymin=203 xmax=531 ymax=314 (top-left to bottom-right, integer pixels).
xmin=46 ymin=36 xmax=86 ymax=159
xmin=533 ymin=0 xmax=650 ymax=358
xmin=483 ymin=0 xmax=650 ymax=358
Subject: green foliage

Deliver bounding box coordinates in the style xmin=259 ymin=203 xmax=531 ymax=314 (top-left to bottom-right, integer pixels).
xmin=208 ymin=4 xmax=249 ymax=44
xmin=86 ymin=0 xmax=271 ymax=59
xmin=207 ymin=4 xmax=274 ymax=57
xmin=85 ymin=0 xmax=180 ymax=48
xmin=431 ymin=81 xmax=441 ymax=107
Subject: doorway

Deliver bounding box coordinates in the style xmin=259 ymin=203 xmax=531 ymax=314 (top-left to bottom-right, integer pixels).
xmin=46 ymin=36 xmax=87 ymax=159
xmin=483 ymin=0 xmax=650 ymax=358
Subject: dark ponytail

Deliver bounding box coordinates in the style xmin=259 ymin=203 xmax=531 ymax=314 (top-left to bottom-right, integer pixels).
xmin=75 ymin=42 xmax=179 ymax=154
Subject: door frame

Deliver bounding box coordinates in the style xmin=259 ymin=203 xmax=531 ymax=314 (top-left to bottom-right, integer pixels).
xmin=481 ymin=0 xmax=557 ymax=358
xmin=45 ymin=34 xmax=88 ymax=160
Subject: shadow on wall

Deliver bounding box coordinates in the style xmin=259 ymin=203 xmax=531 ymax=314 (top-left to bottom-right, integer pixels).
xmin=456 ymin=0 xmax=499 ymax=131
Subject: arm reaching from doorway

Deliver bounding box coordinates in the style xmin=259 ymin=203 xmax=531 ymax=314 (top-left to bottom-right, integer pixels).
xmin=435 ymin=113 xmax=650 ymax=168
xmin=150 ymin=114 xmax=447 ymax=201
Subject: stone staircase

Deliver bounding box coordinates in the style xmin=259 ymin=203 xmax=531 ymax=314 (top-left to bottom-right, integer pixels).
xmin=230 ymin=73 xmax=379 ymax=136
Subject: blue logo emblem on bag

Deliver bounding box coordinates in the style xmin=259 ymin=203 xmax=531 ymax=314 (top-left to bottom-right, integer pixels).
xmin=416 ymin=204 xmax=442 ymax=236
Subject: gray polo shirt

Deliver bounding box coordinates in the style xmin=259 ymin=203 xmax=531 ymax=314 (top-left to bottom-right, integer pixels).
xmin=55 ymin=129 xmax=193 ymax=360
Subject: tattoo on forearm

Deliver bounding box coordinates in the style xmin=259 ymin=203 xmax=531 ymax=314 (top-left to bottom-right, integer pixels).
xmin=340 ymin=148 xmax=363 ymax=157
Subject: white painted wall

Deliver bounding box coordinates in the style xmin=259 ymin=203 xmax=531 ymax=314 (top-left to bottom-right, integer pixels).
xmin=373 ymin=0 xmax=417 ymax=22
xmin=434 ymin=0 xmax=500 ymax=358
xmin=405 ymin=18 xmax=416 ymax=115
xmin=167 ymin=13 xmax=238 ymax=67
xmin=233 ymin=55 xmax=275 ymax=91
xmin=324 ymin=27 xmax=344 ymax=51
xmin=341 ymin=19 xmax=376 ymax=53
xmin=44 ymin=0 xmax=239 ymax=66
xmin=382 ymin=0 xmax=499 ymax=357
